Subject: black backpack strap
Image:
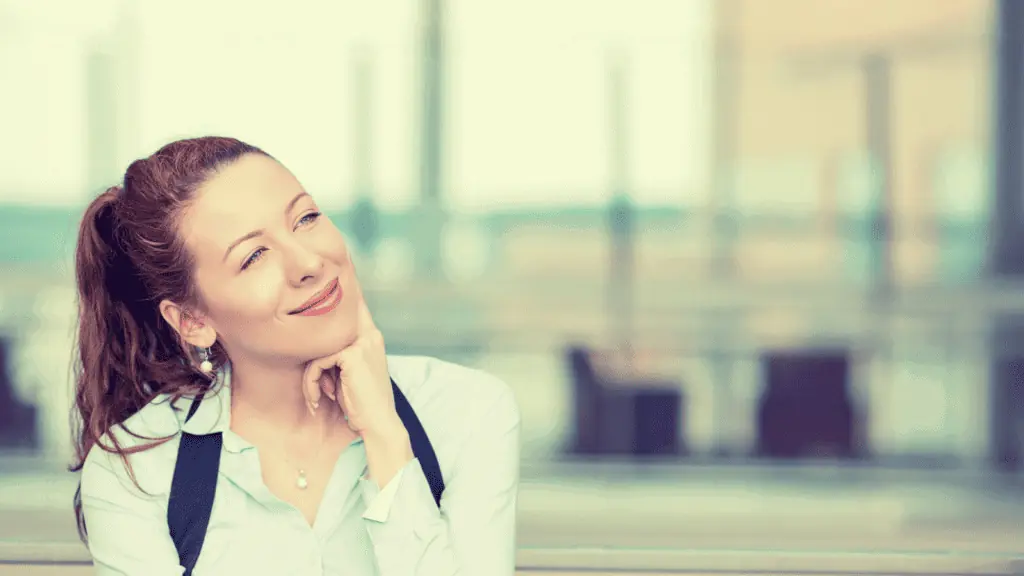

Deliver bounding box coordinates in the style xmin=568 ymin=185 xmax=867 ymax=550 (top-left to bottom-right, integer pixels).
xmin=391 ymin=379 xmax=445 ymax=507
xmin=168 ymin=394 xmax=222 ymax=576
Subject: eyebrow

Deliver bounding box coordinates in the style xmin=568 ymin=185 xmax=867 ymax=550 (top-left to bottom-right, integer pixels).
xmin=222 ymin=192 xmax=311 ymax=262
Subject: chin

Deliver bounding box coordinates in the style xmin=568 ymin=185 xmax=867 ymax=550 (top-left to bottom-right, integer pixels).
xmin=304 ymin=325 xmax=359 ymax=359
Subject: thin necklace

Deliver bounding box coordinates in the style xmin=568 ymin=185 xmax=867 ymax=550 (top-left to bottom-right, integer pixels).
xmin=287 ymin=442 xmax=322 ymax=490
xmin=230 ymin=384 xmax=335 ymax=490
xmin=285 ymin=412 xmax=339 ymax=490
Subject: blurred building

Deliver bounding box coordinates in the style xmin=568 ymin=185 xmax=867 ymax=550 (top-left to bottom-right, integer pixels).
xmin=714 ymin=0 xmax=992 ymax=284
xmin=699 ymin=0 xmax=997 ymax=463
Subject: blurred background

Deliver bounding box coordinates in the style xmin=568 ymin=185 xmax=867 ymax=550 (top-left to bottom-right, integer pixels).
xmin=2 ymin=0 xmax=1024 ymax=573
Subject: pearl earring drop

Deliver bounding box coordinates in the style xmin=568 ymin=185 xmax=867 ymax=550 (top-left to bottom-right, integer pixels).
xmin=198 ymin=347 xmax=214 ymax=374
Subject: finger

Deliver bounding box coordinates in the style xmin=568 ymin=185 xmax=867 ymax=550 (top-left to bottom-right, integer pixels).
xmin=302 ymin=356 xmax=334 ymax=415
xmin=300 ymin=364 xmax=315 ymax=416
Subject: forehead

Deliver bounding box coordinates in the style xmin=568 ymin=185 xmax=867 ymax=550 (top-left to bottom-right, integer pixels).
xmin=180 ymin=154 xmax=303 ymax=252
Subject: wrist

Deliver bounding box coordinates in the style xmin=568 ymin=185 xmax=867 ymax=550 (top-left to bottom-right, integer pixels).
xmin=361 ymin=413 xmax=410 ymax=448
xmin=362 ymin=415 xmax=414 ymax=487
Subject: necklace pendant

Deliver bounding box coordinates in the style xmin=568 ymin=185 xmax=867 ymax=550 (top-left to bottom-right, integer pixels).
xmin=296 ymin=470 xmax=309 ymax=490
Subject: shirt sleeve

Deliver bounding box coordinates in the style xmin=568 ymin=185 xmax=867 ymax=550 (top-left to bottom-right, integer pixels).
xmin=359 ymin=385 xmax=521 ymax=575
xmin=360 ymin=464 xmax=407 ymax=522
xmin=80 ymin=447 xmax=184 ymax=576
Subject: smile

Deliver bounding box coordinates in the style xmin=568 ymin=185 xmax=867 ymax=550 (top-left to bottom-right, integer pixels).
xmin=289 ymin=278 xmax=342 ymax=316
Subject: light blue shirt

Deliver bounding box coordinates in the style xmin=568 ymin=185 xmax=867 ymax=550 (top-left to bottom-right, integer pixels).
xmin=79 ymin=355 xmax=521 ymax=575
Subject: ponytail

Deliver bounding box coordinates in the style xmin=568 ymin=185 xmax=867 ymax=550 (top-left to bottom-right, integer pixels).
xmin=69 ymin=187 xmax=196 ymax=541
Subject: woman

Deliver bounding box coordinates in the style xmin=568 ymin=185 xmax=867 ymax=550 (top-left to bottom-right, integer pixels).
xmin=71 ymin=136 xmax=520 ymax=575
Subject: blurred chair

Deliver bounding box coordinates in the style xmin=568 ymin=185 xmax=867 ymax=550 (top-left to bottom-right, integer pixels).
xmin=565 ymin=345 xmax=685 ymax=457
xmin=0 ymin=334 xmax=39 ymax=450
xmin=755 ymin=348 xmax=863 ymax=459
xmin=992 ymin=356 xmax=1024 ymax=471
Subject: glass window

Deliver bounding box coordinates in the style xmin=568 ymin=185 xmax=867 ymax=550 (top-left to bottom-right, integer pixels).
xmin=933 ymin=145 xmax=990 ymax=282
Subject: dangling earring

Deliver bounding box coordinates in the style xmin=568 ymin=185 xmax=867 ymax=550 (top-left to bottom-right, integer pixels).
xmin=198 ymin=347 xmax=214 ymax=375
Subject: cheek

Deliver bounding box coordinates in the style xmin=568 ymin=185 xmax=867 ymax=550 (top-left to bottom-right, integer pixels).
xmin=318 ymin=218 xmax=351 ymax=261
xmin=205 ymin=279 xmax=282 ymax=328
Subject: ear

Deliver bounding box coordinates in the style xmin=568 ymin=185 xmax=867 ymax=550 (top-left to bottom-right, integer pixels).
xmin=159 ymin=299 xmax=217 ymax=349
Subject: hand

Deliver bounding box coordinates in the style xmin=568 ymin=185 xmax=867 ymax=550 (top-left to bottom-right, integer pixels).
xmin=301 ymin=292 xmax=399 ymax=439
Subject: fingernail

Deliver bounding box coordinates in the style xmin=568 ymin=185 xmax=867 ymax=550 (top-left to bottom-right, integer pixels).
xmin=326 ymin=389 xmax=336 ymax=401
xmin=308 ymin=401 xmax=317 ymax=416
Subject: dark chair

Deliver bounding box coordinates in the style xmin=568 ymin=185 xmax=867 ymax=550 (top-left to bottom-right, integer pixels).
xmin=567 ymin=346 xmax=603 ymax=454
xmin=0 ymin=335 xmax=38 ymax=450
xmin=566 ymin=345 xmax=685 ymax=457
xmin=991 ymin=356 xmax=1024 ymax=471
xmin=633 ymin=389 xmax=682 ymax=456
xmin=756 ymin=348 xmax=862 ymax=459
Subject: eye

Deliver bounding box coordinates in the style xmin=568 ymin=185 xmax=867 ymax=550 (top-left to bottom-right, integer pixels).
xmin=241 ymin=248 xmax=266 ymax=270
xmin=296 ymin=211 xmax=321 ymax=228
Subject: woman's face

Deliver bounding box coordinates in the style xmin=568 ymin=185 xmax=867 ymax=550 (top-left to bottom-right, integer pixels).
xmin=172 ymin=153 xmax=361 ymax=364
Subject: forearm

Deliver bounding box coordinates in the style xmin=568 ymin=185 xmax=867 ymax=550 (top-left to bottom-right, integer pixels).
xmin=362 ymin=415 xmax=414 ymax=489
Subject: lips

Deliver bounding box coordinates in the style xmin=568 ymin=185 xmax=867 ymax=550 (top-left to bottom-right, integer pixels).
xmin=289 ymin=278 xmax=340 ymax=315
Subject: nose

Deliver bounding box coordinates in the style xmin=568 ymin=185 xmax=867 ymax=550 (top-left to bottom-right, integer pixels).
xmin=282 ymin=237 xmax=324 ymax=286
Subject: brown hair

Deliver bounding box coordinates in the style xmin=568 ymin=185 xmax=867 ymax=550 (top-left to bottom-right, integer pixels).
xmin=69 ymin=136 xmax=269 ymax=541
